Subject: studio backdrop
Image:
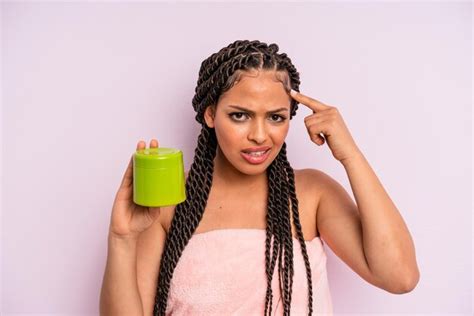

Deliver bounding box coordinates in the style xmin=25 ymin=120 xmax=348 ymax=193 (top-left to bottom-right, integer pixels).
xmin=2 ymin=1 xmax=471 ymax=315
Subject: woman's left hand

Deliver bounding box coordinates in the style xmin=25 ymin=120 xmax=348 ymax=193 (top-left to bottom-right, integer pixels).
xmin=290 ymin=89 xmax=362 ymax=164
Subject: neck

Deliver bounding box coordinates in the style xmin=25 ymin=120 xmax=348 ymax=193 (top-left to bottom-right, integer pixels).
xmin=212 ymin=146 xmax=268 ymax=192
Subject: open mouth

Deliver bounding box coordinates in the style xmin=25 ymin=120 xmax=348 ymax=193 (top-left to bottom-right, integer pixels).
xmin=240 ymin=148 xmax=271 ymax=164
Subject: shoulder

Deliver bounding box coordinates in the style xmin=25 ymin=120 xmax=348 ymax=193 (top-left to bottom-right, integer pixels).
xmin=293 ymin=168 xmax=331 ymax=213
xmin=295 ymin=167 xmax=334 ymax=197
xmin=296 ymin=168 xmax=349 ymax=213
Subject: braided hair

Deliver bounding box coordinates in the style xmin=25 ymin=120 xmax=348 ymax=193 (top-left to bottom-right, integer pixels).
xmin=153 ymin=39 xmax=314 ymax=315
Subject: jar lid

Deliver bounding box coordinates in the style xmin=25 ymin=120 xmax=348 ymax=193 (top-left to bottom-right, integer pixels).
xmin=134 ymin=147 xmax=183 ymax=169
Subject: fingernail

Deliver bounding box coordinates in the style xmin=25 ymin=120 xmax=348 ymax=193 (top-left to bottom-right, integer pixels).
xmin=290 ymin=89 xmax=297 ymax=96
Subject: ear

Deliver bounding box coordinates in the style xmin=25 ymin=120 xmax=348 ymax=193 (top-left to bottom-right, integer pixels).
xmin=204 ymin=105 xmax=216 ymax=128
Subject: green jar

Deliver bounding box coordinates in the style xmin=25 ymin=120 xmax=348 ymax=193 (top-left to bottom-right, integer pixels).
xmin=133 ymin=147 xmax=186 ymax=207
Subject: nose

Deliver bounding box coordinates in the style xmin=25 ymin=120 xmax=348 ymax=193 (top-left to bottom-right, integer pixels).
xmin=247 ymin=119 xmax=268 ymax=144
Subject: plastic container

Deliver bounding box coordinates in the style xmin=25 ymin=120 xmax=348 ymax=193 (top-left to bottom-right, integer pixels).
xmin=133 ymin=147 xmax=186 ymax=207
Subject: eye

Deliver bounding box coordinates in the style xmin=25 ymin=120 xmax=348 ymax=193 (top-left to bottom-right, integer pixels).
xmin=229 ymin=112 xmax=287 ymax=123
xmin=229 ymin=112 xmax=249 ymax=121
xmin=270 ymin=114 xmax=286 ymax=122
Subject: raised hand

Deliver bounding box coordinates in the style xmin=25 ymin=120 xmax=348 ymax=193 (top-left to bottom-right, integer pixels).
xmin=108 ymin=139 xmax=161 ymax=239
xmin=290 ymin=89 xmax=362 ymax=164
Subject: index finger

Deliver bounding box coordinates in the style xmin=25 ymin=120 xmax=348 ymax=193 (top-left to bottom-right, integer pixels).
xmin=290 ymin=89 xmax=330 ymax=113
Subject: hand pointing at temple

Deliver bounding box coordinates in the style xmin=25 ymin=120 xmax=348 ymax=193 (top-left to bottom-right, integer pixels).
xmin=290 ymin=89 xmax=362 ymax=164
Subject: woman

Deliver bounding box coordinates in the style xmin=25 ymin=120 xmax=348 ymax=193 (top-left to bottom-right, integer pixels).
xmin=100 ymin=39 xmax=420 ymax=316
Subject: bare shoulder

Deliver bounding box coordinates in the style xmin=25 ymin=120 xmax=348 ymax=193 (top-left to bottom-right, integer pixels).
xmin=294 ymin=168 xmax=328 ymax=201
xmin=296 ymin=167 xmax=354 ymax=224
xmin=298 ymin=167 xmax=332 ymax=188
xmin=304 ymin=167 xmax=360 ymax=232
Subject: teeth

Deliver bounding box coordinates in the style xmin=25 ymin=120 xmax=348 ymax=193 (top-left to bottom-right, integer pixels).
xmin=247 ymin=150 xmax=266 ymax=156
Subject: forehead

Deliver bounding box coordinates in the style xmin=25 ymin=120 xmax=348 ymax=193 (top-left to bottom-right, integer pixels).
xmin=219 ymin=70 xmax=290 ymax=106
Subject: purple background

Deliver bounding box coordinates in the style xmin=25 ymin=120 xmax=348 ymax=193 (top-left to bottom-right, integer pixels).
xmin=2 ymin=1 xmax=472 ymax=315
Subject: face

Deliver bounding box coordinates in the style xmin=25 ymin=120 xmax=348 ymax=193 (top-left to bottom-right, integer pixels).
xmin=204 ymin=69 xmax=292 ymax=175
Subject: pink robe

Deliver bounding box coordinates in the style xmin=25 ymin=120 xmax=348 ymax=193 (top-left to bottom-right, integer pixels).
xmin=166 ymin=228 xmax=333 ymax=315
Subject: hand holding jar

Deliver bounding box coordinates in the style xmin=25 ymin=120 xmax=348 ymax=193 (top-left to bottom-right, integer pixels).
xmin=107 ymin=139 xmax=158 ymax=240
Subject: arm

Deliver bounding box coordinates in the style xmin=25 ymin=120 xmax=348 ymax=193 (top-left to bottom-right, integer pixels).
xmin=136 ymin=216 xmax=167 ymax=316
xmin=99 ymin=234 xmax=144 ymax=316
xmin=288 ymin=88 xmax=419 ymax=293
xmin=312 ymin=152 xmax=420 ymax=294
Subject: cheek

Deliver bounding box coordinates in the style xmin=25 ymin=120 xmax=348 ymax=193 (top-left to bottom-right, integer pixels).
xmin=272 ymin=123 xmax=290 ymax=140
xmin=214 ymin=122 xmax=244 ymax=147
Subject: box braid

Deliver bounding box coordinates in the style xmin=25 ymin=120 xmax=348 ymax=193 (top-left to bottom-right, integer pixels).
xmin=153 ymin=40 xmax=314 ymax=315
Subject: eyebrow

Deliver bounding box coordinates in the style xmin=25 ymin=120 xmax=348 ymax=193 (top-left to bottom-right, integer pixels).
xmin=227 ymin=105 xmax=289 ymax=114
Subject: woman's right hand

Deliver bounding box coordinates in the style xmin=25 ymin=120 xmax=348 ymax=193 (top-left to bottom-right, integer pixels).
xmin=108 ymin=139 xmax=161 ymax=240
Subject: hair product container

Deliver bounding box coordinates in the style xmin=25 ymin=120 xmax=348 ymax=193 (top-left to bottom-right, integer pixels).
xmin=133 ymin=147 xmax=186 ymax=207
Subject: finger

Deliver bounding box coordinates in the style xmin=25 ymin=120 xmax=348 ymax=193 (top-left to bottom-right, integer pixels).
xmin=307 ymin=127 xmax=325 ymax=145
xmin=290 ymin=89 xmax=330 ymax=113
xmin=122 ymin=140 xmax=145 ymax=190
xmin=150 ymin=138 xmax=159 ymax=148
xmin=136 ymin=140 xmax=146 ymax=151
xmin=315 ymin=135 xmax=325 ymax=145
xmin=119 ymin=154 xmax=134 ymax=189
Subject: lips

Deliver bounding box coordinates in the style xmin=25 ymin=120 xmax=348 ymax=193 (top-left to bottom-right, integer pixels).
xmin=241 ymin=148 xmax=271 ymax=155
xmin=241 ymin=146 xmax=271 ymax=153
xmin=240 ymin=148 xmax=271 ymax=164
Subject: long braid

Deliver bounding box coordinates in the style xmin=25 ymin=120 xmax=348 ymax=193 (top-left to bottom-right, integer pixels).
xmin=265 ymin=155 xmax=285 ymax=316
xmin=153 ymin=39 xmax=314 ymax=315
xmin=276 ymin=147 xmax=295 ymax=316
xmin=281 ymin=144 xmax=314 ymax=315
xmin=264 ymin=160 xmax=281 ymax=316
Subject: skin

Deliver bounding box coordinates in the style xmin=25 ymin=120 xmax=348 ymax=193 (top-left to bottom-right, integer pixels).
xmin=130 ymin=69 xmax=419 ymax=304
xmin=203 ymin=69 xmax=292 ymax=192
